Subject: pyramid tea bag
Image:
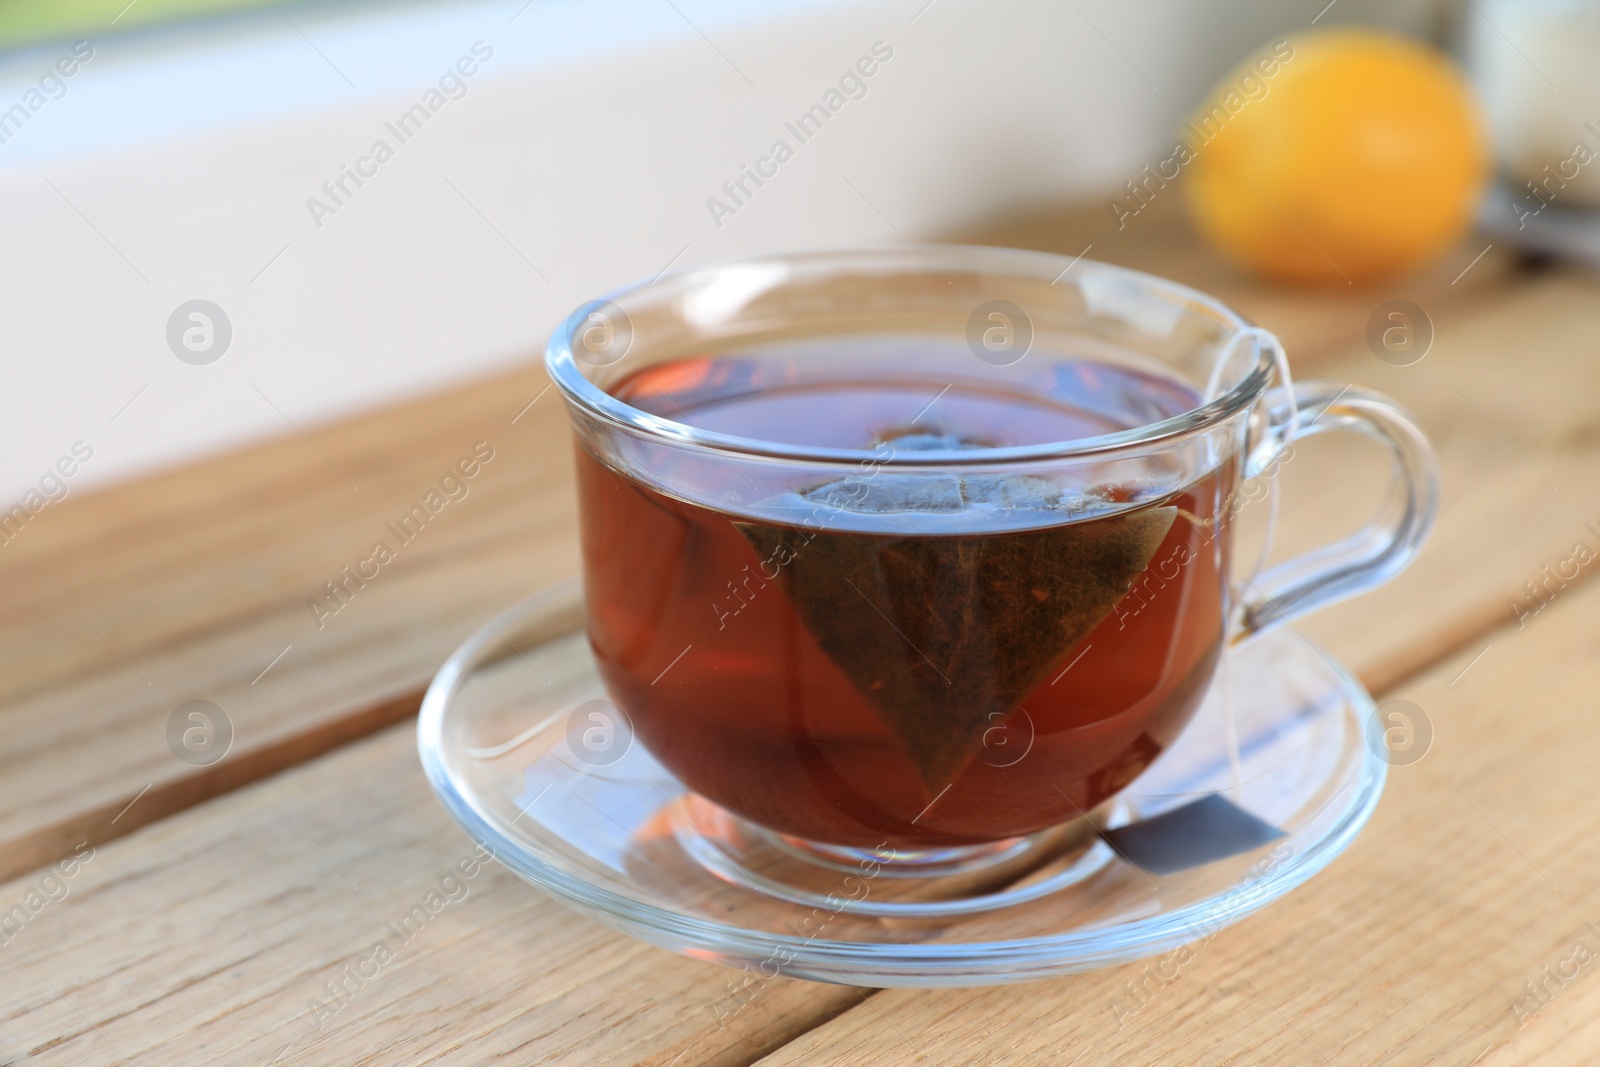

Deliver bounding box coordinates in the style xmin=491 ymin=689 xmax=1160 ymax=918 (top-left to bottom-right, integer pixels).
xmin=739 ymin=472 xmax=1176 ymax=791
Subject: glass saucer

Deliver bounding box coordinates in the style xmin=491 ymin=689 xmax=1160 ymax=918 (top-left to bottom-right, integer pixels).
xmin=417 ymin=580 xmax=1384 ymax=987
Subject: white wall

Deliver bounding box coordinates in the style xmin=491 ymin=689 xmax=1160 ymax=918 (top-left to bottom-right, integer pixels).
xmin=0 ymin=0 xmax=1439 ymax=500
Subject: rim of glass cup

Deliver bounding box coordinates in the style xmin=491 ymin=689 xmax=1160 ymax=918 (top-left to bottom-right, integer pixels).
xmin=544 ymin=245 xmax=1276 ymax=467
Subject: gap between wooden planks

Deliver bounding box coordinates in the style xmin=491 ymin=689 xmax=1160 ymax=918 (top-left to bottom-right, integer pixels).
xmin=0 ymin=198 xmax=1523 ymax=885
xmin=1 ymin=254 xmax=1597 ymax=1062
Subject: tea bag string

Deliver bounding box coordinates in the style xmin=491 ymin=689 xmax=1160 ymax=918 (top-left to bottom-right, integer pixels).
xmin=1224 ymin=327 xmax=1294 ymax=597
xmin=1204 ymin=326 xmax=1294 ymax=414
xmin=1208 ymin=326 xmax=1293 ymax=801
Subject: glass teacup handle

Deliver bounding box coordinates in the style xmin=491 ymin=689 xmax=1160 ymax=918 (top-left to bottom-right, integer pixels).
xmin=1235 ymin=380 xmax=1440 ymax=640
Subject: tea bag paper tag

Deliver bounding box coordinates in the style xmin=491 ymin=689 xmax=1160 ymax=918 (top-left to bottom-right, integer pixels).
xmin=1102 ymin=795 xmax=1285 ymax=876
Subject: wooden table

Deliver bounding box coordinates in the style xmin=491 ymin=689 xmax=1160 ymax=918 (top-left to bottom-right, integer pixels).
xmin=4 ymin=197 xmax=1597 ymax=1066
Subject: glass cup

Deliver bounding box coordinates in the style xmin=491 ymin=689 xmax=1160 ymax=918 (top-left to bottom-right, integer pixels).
xmin=545 ymin=246 xmax=1437 ymax=864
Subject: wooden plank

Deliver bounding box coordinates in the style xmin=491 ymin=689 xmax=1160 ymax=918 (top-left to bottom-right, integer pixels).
xmin=956 ymin=195 xmax=1518 ymax=366
xmin=1481 ymin=982 xmax=1600 ymax=1067
xmin=0 ymin=372 xmax=580 ymax=883
xmin=0 ymin=723 xmax=859 ymax=1067
xmin=0 ymin=200 xmax=1530 ymax=882
xmin=751 ymin=572 xmax=1600 ymax=1066
xmin=0 ymin=540 xmax=585 ymax=883
xmin=0 ymin=370 xmax=559 ymax=700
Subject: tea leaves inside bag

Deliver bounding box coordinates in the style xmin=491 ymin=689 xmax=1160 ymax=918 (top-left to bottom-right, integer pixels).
xmin=739 ymin=472 xmax=1176 ymax=792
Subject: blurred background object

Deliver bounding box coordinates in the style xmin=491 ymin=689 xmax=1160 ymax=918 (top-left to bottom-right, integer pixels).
xmin=1463 ymin=0 xmax=1600 ymax=267
xmin=1465 ymin=0 xmax=1600 ymax=208
xmin=1181 ymin=28 xmax=1487 ymax=285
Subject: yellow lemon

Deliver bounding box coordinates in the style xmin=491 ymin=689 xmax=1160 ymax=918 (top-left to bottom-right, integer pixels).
xmin=1183 ymin=29 xmax=1489 ymax=285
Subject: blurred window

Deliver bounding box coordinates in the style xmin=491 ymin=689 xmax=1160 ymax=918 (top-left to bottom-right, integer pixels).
xmin=0 ymin=0 xmax=322 ymax=50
